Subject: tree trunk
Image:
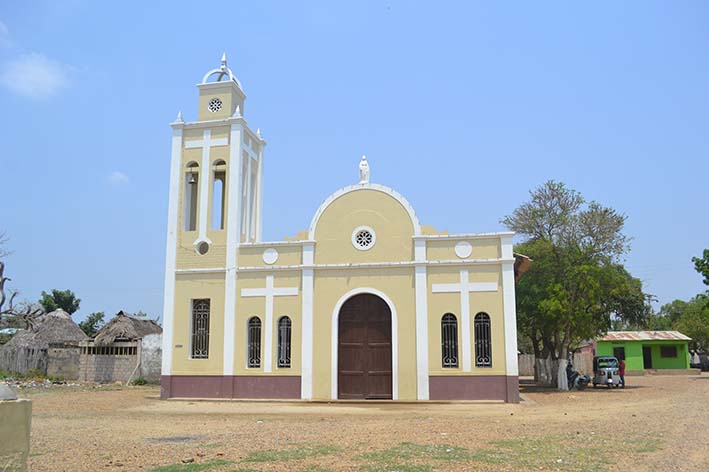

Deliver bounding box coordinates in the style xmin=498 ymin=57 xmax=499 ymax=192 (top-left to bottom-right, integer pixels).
xmin=535 ymin=355 xmax=554 ymax=386
xmin=556 ymin=345 xmax=569 ymax=391
xmin=556 ymin=358 xmax=569 ymax=391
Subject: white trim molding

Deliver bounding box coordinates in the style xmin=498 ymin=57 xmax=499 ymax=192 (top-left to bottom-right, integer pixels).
xmin=309 ymin=183 xmax=421 ymax=239
xmin=161 ymin=125 xmax=183 ymax=375
xmin=222 ymin=123 xmax=244 ymax=376
xmin=414 ymin=266 xmax=430 ymax=400
xmin=300 ymin=243 xmax=315 ymax=399
xmin=501 ymin=235 xmax=519 ymax=376
xmin=330 ymin=287 xmax=399 ymax=400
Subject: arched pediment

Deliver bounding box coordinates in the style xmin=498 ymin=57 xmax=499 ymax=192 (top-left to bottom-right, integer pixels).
xmin=308 ymin=183 xmax=421 ymax=240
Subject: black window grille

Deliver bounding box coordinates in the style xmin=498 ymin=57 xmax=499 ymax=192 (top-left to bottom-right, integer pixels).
xmin=441 ymin=313 xmax=459 ymax=368
xmin=277 ymin=316 xmax=292 ymax=368
xmin=248 ymin=316 xmax=261 ymax=368
xmin=191 ymin=299 xmax=210 ymax=359
xmin=474 ymin=312 xmax=492 ymax=367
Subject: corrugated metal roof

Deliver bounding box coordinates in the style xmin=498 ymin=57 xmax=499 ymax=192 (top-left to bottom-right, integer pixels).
xmin=599 ymin=331 xmax=691 ymax=342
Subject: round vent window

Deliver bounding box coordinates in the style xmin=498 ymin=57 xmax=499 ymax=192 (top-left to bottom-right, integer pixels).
xmin=352 ymin=226 xmax=376 ymax=251
xmin=207 ymin=98 xmax=222 ymax=113
xmin=196 ymin=241 xmax=210 ymax=255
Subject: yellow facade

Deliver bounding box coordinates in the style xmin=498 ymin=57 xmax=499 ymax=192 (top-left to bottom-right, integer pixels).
xmin=161 ymin=56 xmax=520 ymax=402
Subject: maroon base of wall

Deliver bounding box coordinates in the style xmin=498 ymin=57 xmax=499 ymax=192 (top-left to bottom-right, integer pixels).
xmin=429 ymin=375 xmax=519 ymax=403
xmin=161 ymin=375 xmax=301 ymax=399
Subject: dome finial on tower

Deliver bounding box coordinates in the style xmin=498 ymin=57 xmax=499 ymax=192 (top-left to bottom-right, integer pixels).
xmin=201 ymin=52 xmax=243 ymax=89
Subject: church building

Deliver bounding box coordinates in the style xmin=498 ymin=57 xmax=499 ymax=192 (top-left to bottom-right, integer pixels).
xmin=161 ymin=55 xmax=524 ymax=402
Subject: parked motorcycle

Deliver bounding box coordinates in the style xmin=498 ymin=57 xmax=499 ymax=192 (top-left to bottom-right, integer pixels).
xmin=566 ymin=361 xmax=590 ymax=390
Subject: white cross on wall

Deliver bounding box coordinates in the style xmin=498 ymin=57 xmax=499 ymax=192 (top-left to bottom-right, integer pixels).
xmin=185 ymin=129 xmax=229 ymax=242
xmin=241 ymin=275 xmax=299 ymax=372
xmin=432 ymin=269 xmax=498 ymax=372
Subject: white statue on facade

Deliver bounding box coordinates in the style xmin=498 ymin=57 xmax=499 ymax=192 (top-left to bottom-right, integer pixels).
xmin=359 ymin=155 xmax=370 ymax=184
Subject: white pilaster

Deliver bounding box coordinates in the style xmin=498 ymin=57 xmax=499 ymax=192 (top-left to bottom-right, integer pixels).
xmin=244 ymin=156 xmax=252 ymax=241
xmin=161 ymin=122 xmax=183 ymax=375
xmin=459 ymin=270 xmax=472 ymax=372
xmin=254 ymin=145 xmax=264 ymax=242
xmin=414 ymin=239 xmax=429 ymax=400
xmin=501 ymin=235 xmax=519 ymax=376
xmin=223 ymin=124 xmax=244 ymax=376
xmin=301 ymin=242 xmax=315 ymax=399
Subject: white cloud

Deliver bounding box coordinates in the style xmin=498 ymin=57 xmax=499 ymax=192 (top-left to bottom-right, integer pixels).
xmin=108 ymin=171 xmax=129 ymax=186
xmin=0 ymin=21 xmax=9 ymax=48
xmin=0 ymin=53 xmax=71 ymax=99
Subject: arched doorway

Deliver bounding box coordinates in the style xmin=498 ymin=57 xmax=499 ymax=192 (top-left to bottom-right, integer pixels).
xmin=338 ymin=293 xmax=393 ymax=399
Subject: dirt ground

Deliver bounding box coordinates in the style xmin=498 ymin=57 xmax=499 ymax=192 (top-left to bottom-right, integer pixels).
xmin=21 ymin=374 xmax=709 ymax=471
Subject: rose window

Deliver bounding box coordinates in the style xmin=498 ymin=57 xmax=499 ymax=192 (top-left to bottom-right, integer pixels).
xmin=208 ymin=98 xmax=223 ymax=113
xmin=352 ymin=227 xmax=376 ymax=250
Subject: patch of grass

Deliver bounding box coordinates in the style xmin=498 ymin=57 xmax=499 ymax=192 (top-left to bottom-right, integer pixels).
xmin=473 ymin=436 xmax=611 ymax=472
xmin=132 ymin=377 xmax=148 ymax=385
xmin=360 ymin=464 xmax=433 ymax=472
xmin=358 ymin=442 xmax=471 ymax=472
xmin=146 ymin=459 xmax=234 ymax=472
xmin=242 ymin=444 xmax=340 ymax=463
xmin=360 ymin=442 xmax=471 ymax=463
xmin=627 ymin=437 xmax=662 ymax=453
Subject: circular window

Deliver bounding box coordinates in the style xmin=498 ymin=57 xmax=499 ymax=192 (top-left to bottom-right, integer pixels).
xmin=196 ymin=241 xmax=210 ymax=255
xmin=262 ymin=248 xmax=279 ymax=265
xmin=455 ymin=241 xmax=473 ymax=259
xmin=352 ymin=226 xmax=376 ymax=251
xmin=207 ymin=98 xmax=222 ymax=113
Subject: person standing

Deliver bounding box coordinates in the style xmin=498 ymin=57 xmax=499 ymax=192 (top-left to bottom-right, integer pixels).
xmin=619 ymin=358 xmax=626 ymax=388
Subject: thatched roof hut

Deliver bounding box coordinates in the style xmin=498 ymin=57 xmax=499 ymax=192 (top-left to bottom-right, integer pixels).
xmin=93 ymin=311 xmax=162 ymax=346
xmin=0 ymin=309 xmax=87 ymax=374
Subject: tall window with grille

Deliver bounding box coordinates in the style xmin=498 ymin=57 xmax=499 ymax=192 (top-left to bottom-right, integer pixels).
xmin=247 ymin=316 xmax=262 ymax=368
xmin=441 ymin=313 xmax=459 ymax=368
xmin=190 ymin=299 xmax=210 ymax=359
xmin=277 ymin=316 xmax=292 ymax=368
xmin=474 ymin=312 xmax=492 ymax=367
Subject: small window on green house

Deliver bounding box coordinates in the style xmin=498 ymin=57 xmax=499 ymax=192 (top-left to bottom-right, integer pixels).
xmin=660 ymin=346 xmax=677 ymax=358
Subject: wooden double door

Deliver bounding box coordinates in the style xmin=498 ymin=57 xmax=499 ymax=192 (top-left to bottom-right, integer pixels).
xmin=337 ymin=294 xmax=392 ymax=400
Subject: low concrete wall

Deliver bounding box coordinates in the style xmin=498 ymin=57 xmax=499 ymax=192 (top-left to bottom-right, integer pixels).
xmin=47 ymin=343 xmax=81 ymax=380
xmin=79 ymin=341 xmax=138 ymax=383
xmin=139 ymin=334 xmax=162 ymax=382
xmin=0 ymin=399 xmax=32 ymax=472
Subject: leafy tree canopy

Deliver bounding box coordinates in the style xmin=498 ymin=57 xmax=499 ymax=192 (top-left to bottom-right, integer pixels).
xmin=39 ymin=289 xmax=81 ymax=315
xmin=78 ymin=311 xmax=105 ymax=337
xmin=692 ymin=249 xmax=709 ymax=286
xmin=504 ymin=181 xmax=650 ymax=388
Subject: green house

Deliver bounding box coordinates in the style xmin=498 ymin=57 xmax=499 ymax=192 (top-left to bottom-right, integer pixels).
xmin=596 ymin=331 xmax=691 ymax=373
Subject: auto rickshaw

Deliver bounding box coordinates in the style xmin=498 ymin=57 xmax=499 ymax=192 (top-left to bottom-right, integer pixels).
xmin=592 ymin=356 xmax=622 ymax=388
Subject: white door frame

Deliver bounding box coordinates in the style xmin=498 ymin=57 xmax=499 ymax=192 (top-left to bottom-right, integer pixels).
xmin=330 ymin=287 xmax=398 ymax=400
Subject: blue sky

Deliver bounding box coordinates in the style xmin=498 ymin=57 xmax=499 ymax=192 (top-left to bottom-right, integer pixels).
xmin=1 ymin=1 xmax=707 ymax=322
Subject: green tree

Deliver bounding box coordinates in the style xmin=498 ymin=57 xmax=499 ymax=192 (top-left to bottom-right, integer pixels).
xmin=39 ymin=289 xmax=81 ymax=315
xmin=504 ymin=181 xmax=649 ymax=389
xmin=692 ymin=249 xmax=709 ymax=286
xmin=673 ymin=293 xmax=709 ymax=350
xmin=78 ymin=311 xmax=105 ymax=337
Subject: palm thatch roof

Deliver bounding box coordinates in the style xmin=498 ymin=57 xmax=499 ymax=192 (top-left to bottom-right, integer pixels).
xmin=93 ymin=311 xmax=162 ymax=346
xmin=0 ymin=309 xmax=87 ymax=351
xmin=0 ymin=309 xmax=87 ymax=373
